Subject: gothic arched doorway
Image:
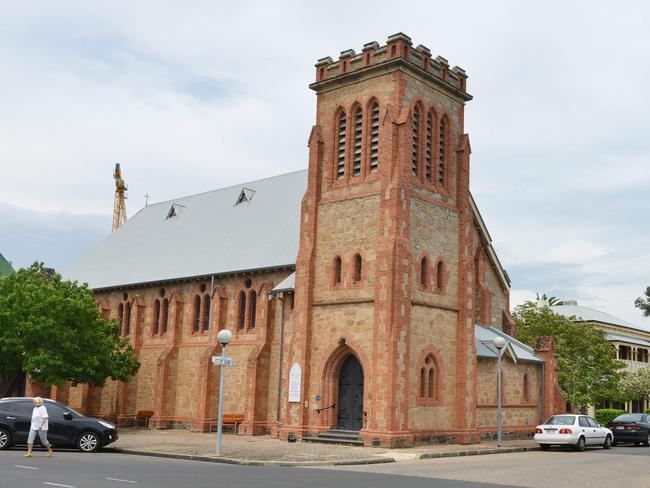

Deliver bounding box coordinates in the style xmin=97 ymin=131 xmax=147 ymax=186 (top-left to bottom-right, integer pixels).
xmin=337 ymin=355 xmax=364 ymax=431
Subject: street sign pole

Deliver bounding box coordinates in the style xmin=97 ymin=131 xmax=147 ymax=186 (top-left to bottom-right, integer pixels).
xmin=216 ymin=343 xmax=227 ymax=456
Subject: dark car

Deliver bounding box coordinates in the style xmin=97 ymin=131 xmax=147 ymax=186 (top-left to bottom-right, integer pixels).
xmin=607 ymin=413 xmax=650 ymax=446
xmin=0 ymin=397 xmax=118 ymax=452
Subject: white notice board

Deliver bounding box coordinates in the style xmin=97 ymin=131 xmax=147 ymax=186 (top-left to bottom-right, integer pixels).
xmin=288 ymin=363 xmax=302 ymax=403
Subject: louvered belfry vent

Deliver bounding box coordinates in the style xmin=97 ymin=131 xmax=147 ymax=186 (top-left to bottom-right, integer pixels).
xmin=337 ymin=111 xmax=347 ymax=179
xmin=412 ymin=106 xmax=420 ymax=176
xmin=353 ymin=107 xmax=362 ymax=176
xmin=369 ymin=103 xmax=379 ymax=172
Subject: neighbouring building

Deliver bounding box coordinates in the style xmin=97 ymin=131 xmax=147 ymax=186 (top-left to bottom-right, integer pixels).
xmin=552 ymin=301 xmax=650 ymax=413
xmin=57 ymin=33 xmax=563 ymax=447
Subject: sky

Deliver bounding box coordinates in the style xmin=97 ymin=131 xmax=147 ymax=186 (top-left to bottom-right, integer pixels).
xmin=0 ymin=0 xmax=648 ymax=326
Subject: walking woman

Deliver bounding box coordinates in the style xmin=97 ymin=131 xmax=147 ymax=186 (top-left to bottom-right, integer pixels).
xmin=25 ymin=397 xmax=53 ymax=457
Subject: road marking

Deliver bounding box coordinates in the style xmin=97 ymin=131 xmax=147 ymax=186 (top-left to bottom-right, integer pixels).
xmin=14 ymin=465 xmax=39 ymax=470
xmin=105 ymin=478 xmax=138 ymax=484
xmin=43 ymin=483 xmax=75 ymax=488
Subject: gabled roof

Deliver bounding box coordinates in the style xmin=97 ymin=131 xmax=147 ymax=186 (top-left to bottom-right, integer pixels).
xmin=475 ymin=324 xmax=545 ymax=363
xmin=0 ymin=252 xmax=14 ymax=277
xmin=64 ymin=171 xmax=307 ymax=290
xmin=550 ymin=304 xmax=650 ymax=334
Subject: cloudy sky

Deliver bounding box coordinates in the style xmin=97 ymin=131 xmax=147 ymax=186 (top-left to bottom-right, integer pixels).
xmin=1 ymin=1 xmax=648 ymax=326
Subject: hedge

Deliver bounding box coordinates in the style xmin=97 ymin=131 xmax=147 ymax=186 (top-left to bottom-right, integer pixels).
xmin=595 ymin=409 xmax=626 ymax=426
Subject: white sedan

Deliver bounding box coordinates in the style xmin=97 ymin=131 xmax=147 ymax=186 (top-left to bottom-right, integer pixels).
xmin=534 ymin=414 xmax=613 ymax=451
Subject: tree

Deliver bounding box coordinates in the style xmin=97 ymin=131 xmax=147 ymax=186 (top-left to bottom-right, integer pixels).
xmin=0 ymin=262 xmax=139 ymax=397
xmin=523 ymin=292 xmax=566 ymax=308
xmin=617 ymin=368 xmax=650 ymax=405
xmin=635 ymin=287 xmax=650 ymax=317
xmin=514 ymin=303 xmax=623 ymax=409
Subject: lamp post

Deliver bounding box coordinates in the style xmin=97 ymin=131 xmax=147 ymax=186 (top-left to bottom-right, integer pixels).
xmin=492 ymin=336 xmax=507 ymax=447
xmin=216 ymin=329 xmax=233 ymax=456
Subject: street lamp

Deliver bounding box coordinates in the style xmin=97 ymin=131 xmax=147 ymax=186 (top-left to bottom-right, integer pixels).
xmin=216 ymin=329 xmax=233 ymax=456
xmin=492 ymin=336 xmax=507 ymax=447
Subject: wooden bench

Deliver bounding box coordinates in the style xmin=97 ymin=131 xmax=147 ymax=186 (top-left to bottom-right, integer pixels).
xmin=209 ymin=414 xmax=244 ymax=433
xmin=125 ymin=410 xmax=155 ymax=428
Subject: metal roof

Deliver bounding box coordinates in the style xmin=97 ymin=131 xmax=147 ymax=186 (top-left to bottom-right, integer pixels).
xmin=475 ymin=324 xmax=545 ymax=363
xmin=603 ymin=333 xmax=650 ymax=347
xmin=64 ymin=171 xmax=307 ymax=290
xmin=0 ymin=252 xmax=14 ymax=277
xmin=550 ymin=304 xmax=650 ymax=334
xmin=271 ymin=272 xmax=295 ymax=293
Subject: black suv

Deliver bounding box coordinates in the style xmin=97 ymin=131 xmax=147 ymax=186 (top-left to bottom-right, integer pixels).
xmin=0 ymin=397 xmax=118 ymax=452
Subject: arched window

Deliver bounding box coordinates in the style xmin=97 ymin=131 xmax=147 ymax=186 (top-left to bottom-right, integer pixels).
xmin=238 ymin=291 xmax=247 ymax=329
xmin=438 ymin=117 xmax=447 ymax=184
xmin=352 ymin=106 xmax=362 ymax=177
xmin=436 ymin=260 xmax=445 ymax=292
xmin=420 ymin=256 xmax=429 ymax=288
xmin=523 ymin=374 xmax=530 ymax=401
xmin=153 ymin=299 xmax=160 ymax=335
xmin=353 ymin=254 xmax=362 ymax=282
xmin=412 ymin=105 xmax=420 ymax=176
xmin=202 ymin=295 xmax=211 ymax=332
xmin=124 ymin=302 xmax=131 ymax=336
xmin=249 ymin=291 xmax=257 ymax=328
xmin=161 ymin=298 xmax=169 ymax=334
xmin=117 ymin=303 xmax=124 ymax=330
xmin=425 ymin=112 xmax=433 ymax=181
xmin=193 ymin=295 xmax=201 ymax=332
xmin=334 ymin=256 xmax=342 ymax=285
xmin=418 ymin=353 xmax=438 ymax=400
xmin=369 ymin=102 xmax=380 ymax=173
xmin=336 ymin=110 xmax=346 ymax=180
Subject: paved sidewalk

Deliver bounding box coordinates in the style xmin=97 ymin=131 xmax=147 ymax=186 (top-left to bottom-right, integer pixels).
xmin=109 ymin=429 xmax=539 ymax=466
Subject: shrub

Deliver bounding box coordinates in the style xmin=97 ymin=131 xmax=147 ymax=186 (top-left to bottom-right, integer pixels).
xmin=595 ymin=409 xmax=626 ymax=426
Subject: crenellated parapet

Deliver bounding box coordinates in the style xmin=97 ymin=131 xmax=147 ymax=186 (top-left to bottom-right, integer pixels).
xmin=312 ymin=32 xmax=470 ymax=99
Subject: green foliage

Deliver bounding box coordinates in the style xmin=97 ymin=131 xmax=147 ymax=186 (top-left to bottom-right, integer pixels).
xmin=595 ymin=409 xmax=626 ymax=426
xmin=617 ymin=368 xmax=650 ymax=401
xmin=635 ymin=286 xmax=650 ymax=317
xmin=0 ymin=262 xmax=139 ymax=392
xmin=514 ymin=303 xmax=623 ymax=409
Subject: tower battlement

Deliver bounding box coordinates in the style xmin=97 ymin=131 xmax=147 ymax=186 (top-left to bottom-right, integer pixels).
xmin=312 ymin=32 xmax=469 ymax=98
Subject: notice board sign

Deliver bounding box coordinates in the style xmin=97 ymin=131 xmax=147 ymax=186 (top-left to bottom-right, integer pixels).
xmin=288 ymin=363 xmax=302 ymax=403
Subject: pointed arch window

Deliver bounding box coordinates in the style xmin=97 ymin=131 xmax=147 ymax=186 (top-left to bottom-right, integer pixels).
xmin=352 ymin=107 xmax=362 ymax=177
xmin=369 ymin=102 xmax=380 ymax=173
xmin=336 ymin=111 xmax=347 ymax=180
xmin=425 ymin=112 xmax=433 ymax=181
xmin=438 ymin=117 xmax=447 ymax=185
xmin=420 ymin=256 xmax=429 ymax=289
xmin=249 ymin=291 xmax=257 ymax=328
xmin=117 ymin=303 xmax=124 ymax=330
xmin=153 ymin=299 xmax=160 ymax=335
xmin=124 ymin=302 xmax=132 ymax=336
xmin=238 ymin=291 xmax=247 ymax=329
xmin=412 ymin=105 xmax=420 ymax=176
xmin=202 ymin=295 xmax=211 ymax=332
xmin=193 ymin=295 xmax=201 ymax=332
xmin=353 ymin=254 xmax=362 ymax=283
xmin=523 ymin=374 xmax=530 ymax=401
xmin=418 ymin=353 xmax=438 ymax=401
xmin=436 ymin=260 xmax=445 ymax=292
xmin=333 ymin=256 xmax=342 ymax=285
xmin=161 ymin=298 xmax=169 ymax=334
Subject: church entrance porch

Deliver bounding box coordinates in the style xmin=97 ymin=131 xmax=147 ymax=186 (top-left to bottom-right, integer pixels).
xmin=337 ymin=355 xmax=364 ymax=431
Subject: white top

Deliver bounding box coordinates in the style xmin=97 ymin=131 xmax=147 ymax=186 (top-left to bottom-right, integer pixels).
xmin=31 ymin=405 xmax=49 ymax=431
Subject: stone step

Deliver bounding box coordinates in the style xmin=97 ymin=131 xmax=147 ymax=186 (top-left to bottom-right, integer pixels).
xmin=303 ymin=435 xmax=364 ymax=446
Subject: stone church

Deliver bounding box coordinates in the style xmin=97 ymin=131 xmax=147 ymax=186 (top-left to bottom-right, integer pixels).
xmin=62 ymin=33 xmax=563 ymax=447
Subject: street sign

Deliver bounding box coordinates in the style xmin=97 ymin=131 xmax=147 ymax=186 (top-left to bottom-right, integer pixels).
xmin=212 ymin=356 xmax=236 ymax=367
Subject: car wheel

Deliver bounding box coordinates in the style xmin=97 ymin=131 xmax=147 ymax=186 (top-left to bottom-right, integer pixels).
xmin=77 ymin=431 xmax=100 ymax=453
xmin=575 ymin=436 xmax=586 ymax=452
xmin=603 ymin=435 xmax=612 ymax=450
xmin=0 ymin=428 xmax=11 ymax=450
xmin=643 ymin=433 xmax=650 ymax=447
xmin=540 ymin=444 xmax=551 ymax=451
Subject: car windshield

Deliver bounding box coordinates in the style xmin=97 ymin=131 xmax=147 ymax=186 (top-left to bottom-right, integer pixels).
xmin=545 ymin=415 xmax=576 ymax=425
xmin=614 ymin=414 xmax=644 ymax=422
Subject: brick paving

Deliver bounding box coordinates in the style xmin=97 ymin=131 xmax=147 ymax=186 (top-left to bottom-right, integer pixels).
xmin=110 ymin=428 xmax=539 ymax=466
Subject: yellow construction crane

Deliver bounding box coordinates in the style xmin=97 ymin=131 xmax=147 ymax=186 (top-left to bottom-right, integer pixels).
xmin=112 ymin=163 xmax=128 ymax=231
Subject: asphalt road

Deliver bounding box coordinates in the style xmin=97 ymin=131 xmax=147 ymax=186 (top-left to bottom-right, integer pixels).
xmin=318 ymin=444 xmax=650 ymax=488
xmin=0 ymin=448 xmax=520 ymax=488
